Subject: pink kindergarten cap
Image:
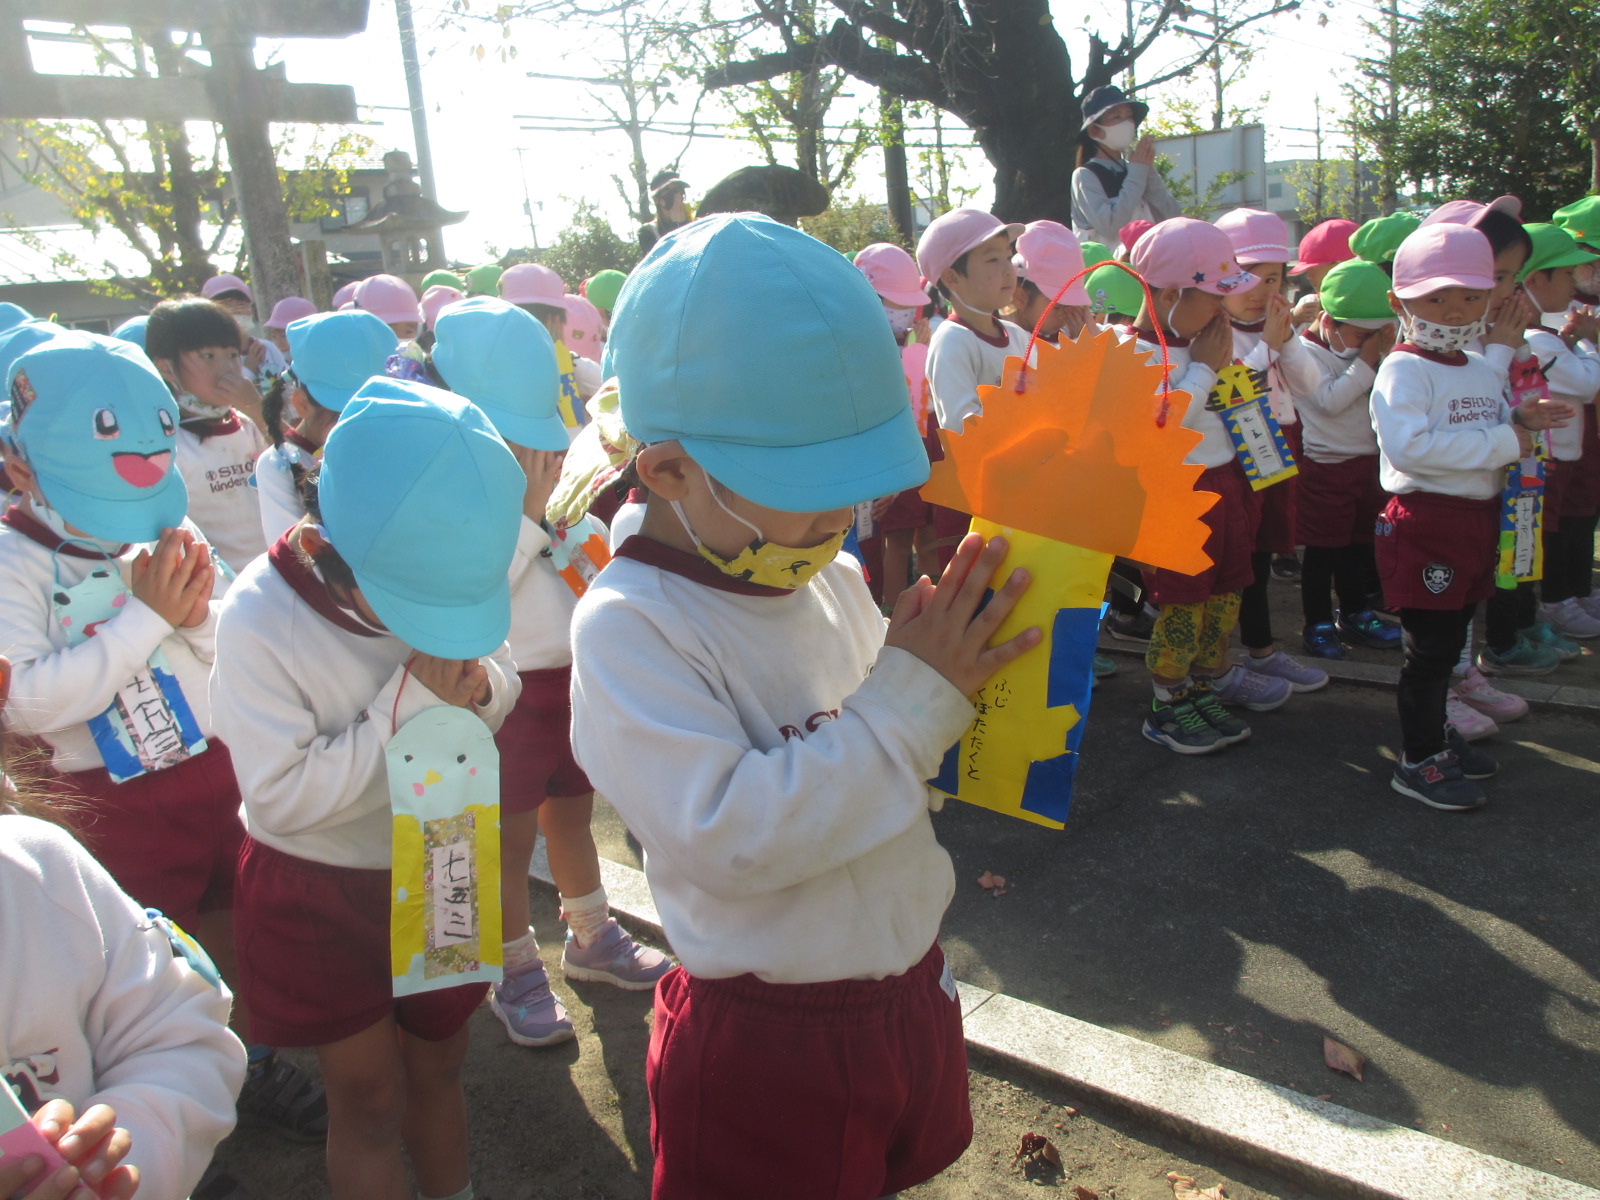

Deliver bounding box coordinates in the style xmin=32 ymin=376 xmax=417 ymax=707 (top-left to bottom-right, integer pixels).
xmin=1012 ymin=220 xmax=1091 ymax=305
xmin=331 ymin=281 xmax=358 ymax=310
xmin=1129 ymin=217 xmax=1258 ymax=295
xmin=853 ymin=242 xmax=930 ymax=308
xmin=354 ymin=274 xmax=423 ymax=326
xmin=265 ymin=296 xmax=316 ymax=330
xmin=201 ymin=273 xmax=251 ymax=301
xmin=421 ymin=284 xmax=465 ymax=330
xmin=1214 ymin=208 xmax=1292 ymax=265
xmin=560 ymin=293 xmax=605 ymax=361
xmin=1392 ymin=224 xmax=1495 ymax=300
xmin=915 ymin=208 xmax=1024 ymax=286
xmin=1289 ymin=219 xmax=1357 ymax=275
xmin=1420 ymin=195 xmax=1522 ymax=229
xmin=499 ymin=262 xmax=566 ymax=306
xmin=1119 ymin=219 xmax=1154 ymax=253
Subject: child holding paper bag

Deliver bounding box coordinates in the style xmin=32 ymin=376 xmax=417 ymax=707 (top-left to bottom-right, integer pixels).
xmin=211 ymin=379 xmax=522 ymax=1200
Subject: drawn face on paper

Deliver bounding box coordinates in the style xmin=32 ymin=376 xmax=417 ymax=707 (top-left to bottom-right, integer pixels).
xmin=398 ymin=742 xmax=482 ymax=797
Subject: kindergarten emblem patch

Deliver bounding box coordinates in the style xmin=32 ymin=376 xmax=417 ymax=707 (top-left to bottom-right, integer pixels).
xmin=1422 ymin=563 xmax=1453 ymax=595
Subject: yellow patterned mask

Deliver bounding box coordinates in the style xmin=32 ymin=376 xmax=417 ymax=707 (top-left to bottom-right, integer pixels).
xmin=670 ymin=472 xmax=845 ymax=590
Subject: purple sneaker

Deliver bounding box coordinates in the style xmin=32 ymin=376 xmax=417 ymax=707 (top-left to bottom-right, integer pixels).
xmin=1209 ymin=665 xmax=1292 ymax=712
xmin=562 ymin=918 xmax=673 ymax=991
xmin=490 ymin=957 xmax=574 ymax=1047
xmin=1247 ymin=649 xmax=1328 ymax=693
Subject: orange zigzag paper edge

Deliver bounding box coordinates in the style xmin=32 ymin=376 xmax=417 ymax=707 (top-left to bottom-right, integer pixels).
xmin=921 ymin=327 xmax=1218 ymax=575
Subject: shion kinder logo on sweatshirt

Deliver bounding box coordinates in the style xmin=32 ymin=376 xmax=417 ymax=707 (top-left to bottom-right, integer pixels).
xmin=205 ymin=459 xmax=256 ymax=494
xmin=779 ymin=709 xmax=840 ymax=741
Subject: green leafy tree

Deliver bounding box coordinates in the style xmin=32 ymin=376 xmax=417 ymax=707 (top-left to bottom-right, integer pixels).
xmin=1143 ymin=97 xmax=1259 ymax=218
xmin=799 ymin=195 xmax=900 ymax=252
xmin=1393 ymin=0 xmax=1600 ymax=216
xmin=532 ymin=200 xmax=642 ymax=284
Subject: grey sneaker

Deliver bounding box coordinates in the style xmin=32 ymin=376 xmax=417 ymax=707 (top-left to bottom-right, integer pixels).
xmin=562 ymin=918 xmax=673 ymax=991
xmin=1141 ymin=697 xmax=1226 ymax=755
xmin=1390 ymin=750 xmax=1487 ymax=811
xmin=1210 ymin=665 xmax=1292 ymax=711
xmin=1189 ymin=687 xmax=1252 ymax=744
xmin=490 ymin=957 xmax=574 ymax=1046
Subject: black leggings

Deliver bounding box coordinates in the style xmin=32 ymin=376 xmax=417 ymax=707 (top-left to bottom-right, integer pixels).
xmin=1484 ymin=581 xmax=1538 ymax=654
xmin=1398 ymin=604 xmax=1476 ymax=762
xmin=1300 ymin=543 xmax=1379 ymax=627
xmin=1106 ymin=558 xmax=1145 ymax=616
xmin=1238 ymin=551 xmax=1274 ymax=651
xmin=1542 ymin=510 xmax=1599 ymax=604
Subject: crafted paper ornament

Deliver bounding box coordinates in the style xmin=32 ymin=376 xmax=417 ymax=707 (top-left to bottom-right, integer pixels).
xmin=1209 ymin=364 xmax=1298 ymax=491
xmin=390 ymin=705 xmax=504 ymax=997
xmin=921 ymin=321 xmax=1215 ymax=828
xmin=0 ymin=1076 xmax=66 ymax=1194
xmin=1498 ymin=355 xmax=1549 ymax=587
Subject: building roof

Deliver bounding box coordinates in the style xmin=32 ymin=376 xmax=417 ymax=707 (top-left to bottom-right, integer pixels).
xmin=0 ymin=225 xmax=155 ymax=287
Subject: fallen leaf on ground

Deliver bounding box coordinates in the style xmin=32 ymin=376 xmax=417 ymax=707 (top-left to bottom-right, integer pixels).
xmin=976 ymin=870 xmax=1010 ymax=896
xmin=1168 ymin=1171 xmax=1227 ymax=1198
xmin=1074 ymin=1187 xmax=1100 ymax=1200
xmin=1323 ymin=1034 xmax=1367 ymax=1082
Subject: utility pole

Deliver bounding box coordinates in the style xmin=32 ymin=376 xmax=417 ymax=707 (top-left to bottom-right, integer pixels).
xmin=1124 ymin=0 xmax=1137 ymax=90
xmin=395 ymin=0 xmax=444 ymax=261
xmin=1210 ymin=0 xmax=1224 ymax=131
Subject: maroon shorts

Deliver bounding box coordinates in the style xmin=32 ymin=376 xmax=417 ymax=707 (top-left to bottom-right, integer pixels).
xmin=878 ymin=489 xmax=932 ymax=534
xmin=1543 ymin=460 xmax=1571 ymax=536
xmin=1147 ymin=462 xmax=1260 ymax=606
xmin=46 ymin=740 xmax=245 ymax=930
xmin=1375 ymin=492 xmax=1499 ymax=610
xmin=1296 ymin=455 xmax=1388 ymax=548
xmin=233 ymin=837 xmax=487 ymax=1048
xmin=493 ymin=666 xmax=592 ymax=816
xmin=647 ymin=944 xmax=971 ymax=1200
xmin=1561 ymin=407 xmax=1600 ymax=517
xmin=1254 ymin=476 xmax=1298 ymax=555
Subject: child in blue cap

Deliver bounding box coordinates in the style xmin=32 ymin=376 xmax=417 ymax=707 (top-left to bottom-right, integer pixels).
xmin=0 ymin=332 xmax=326 ymax=1139
xmin=571 ymin=213 xmax=1041 ymax=1199
xmin=255 ymin=309 xmax=397 ymax=545
xmin=432 ymin=297 xmax=670 ymax=1050
xmin=210 ymin=376 xmax=523 ymax=1200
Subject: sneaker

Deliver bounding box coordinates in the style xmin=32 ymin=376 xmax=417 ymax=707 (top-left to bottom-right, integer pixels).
xmin=1452 ymin=665 xmax=1529 ymax=723
xmin=1107 ymin=609 xmax=1155 ymax=643
xmin=1522 ymin=620 xmax=1581 ymax=662
xmin=1247 ymin=649 xmax=1329 ymax=693
xmin=1390 ymin=750 xmax=1487 ymax=811
xmin=1091 ymin=653 xmax=1119 ymax=679
xmin=1301 ymin=622 xmax=1347 ymax=660
xmin=562 ymin=918 xmax=673 ymax=991
xmin=1477 ymin=637 xmax=1562 ymax=677
xmin=490 ymin=957 xmax=575 ymax=1046
xmin=1141 ymin=697 xmax=1226 ymax=755
xmin=1369 ymin=603 xmax=1402 ymax=624
xmin=1209 ymin=666 xmax=1292 ymax=712
xmin=1270 ymin=554 xmax=1302 ymax=582
xmin=1337 ymin=609 xmax=1404 ymax=649
xmin=236 ymin=1051 xmax=328 ymax=1143
xmin=1578 ymin=594 xmax=1600 ymax=621
xmin=1189 ymin=688 xmax=1252 ymax=744
xmin=1540 ymin=597 xmax=1600 ymax=640
xmin=1445 ymin=726 xmax=1499 ymax=780
xmin=1444 ymin=692 xmax=1498 ymax=741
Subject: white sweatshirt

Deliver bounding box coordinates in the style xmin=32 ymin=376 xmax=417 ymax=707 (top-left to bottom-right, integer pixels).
xmin=176 ymin=418 xmax=269 ymax=575
xmin=569 ymin=543 xmax=975 ymax=984
xmin=1371 ymin=347 xmax=1520 ymax=500
xmin=1070 ymin=159 xmax=1182 ymax=248
xmin=1292 ymin=332 xmax=1381 ymax=462
xmin=253 ymin=442 xmax=311 ymax=547
xmin=1230 ymin=325 xmax=1318 ymax=426
xmin=0 ymin=814 xmax=245 ymax=1200
xmin=209 ymin=551 xmax=520 ymax=869
xmin=1124 ymin=332 xmax=1233 ymax=470
xmin=1521 ymin=328 xmax=1600 ymax=461
xmin=0 ymin=517 xmax=220 ymax=775
xmin=507 ymin=516 xmax=583 ymax=670
xmin=926 ymin=317 xmax=1031 ymax=432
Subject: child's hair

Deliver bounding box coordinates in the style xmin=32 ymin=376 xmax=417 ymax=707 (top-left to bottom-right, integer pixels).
xmin=515 ymin=302 xmax=566 ymax=340
xmin=261 ymin=374 xmax=292 ymax=447
xmin=0 ymin=733 xmax=75 ymax=834
xmin=1075 ymin=130 xmax=1105 ymax=170
xmin=298 ymin=471 xmax=359 ymax=592
xmin=932 ymin=250 xmax=973 ymax=301
xmin=1477 ymin=211 xmax=1534 ymax=264
xmin=145 ymin=297 xmax=242 ymax=363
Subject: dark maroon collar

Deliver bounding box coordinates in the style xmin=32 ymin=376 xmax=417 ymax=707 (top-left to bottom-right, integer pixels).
xmin=1231 ymin=319 xmax=1267 ymax=333
xmin=1301 ymin=327 xmax=1331 ymax=351
xmin=1391 ymin=342 xmax=1468 ymax=367
xmin=282 ymin=426 xmax=320 ymax=454
xmin=952 ymin=312 xmax=1012 ymax=349
xmin=614 ymin=535 xmax=792 ymax=598
xmin=1131 ymin=325 xmax=1193 ymax=349
xmin=0 ymin=504 xmax=125 ymax=559
xmin=268 ymin=533 xmax=380 ymax=636
xmin=180 ymin=410 xmax=243 ymax=440
xmin=1575 ymin=289 xmax=1600 ymax=306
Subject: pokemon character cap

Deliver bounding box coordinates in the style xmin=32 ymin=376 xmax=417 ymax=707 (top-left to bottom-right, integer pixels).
xmin=1129 ymin=217 xmax=1258 ymax=295
xmin=319 ymin=377 xmax=524 ymax=659
xmin=0 ymin=303 xmax=30 ymax=333
xmin=606 ymin=213 xmax=929 ymax=513
xmin=286 ymin=310 xmax=398 ymax=413
xmin=432 ymin=297 xmax=568 ymax=452
xmin=7 ymin=333 xmax=186 ymax=543
xmin=111 ymin=315 xmax=149 ymax=351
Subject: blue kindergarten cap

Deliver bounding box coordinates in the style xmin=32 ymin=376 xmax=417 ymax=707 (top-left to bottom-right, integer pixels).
xmin=112 ymin=315 xmax=149 ymax=351
xmin=286 ymin=310 xmax=397 ymax=412
xmin=605 ymin=212 xmax=929 ymax=512
xmin=431 ymin=297 xmax=568 ymax=451
xmin=8 ymin=333 xmax=187 ymax=543
xmin=318 ymin=377 xmax=525 ymax=658
xmin=0 ymin=303 xmax=32 ymax=333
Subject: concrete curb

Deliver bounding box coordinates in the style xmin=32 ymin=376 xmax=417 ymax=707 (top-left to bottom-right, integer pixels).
xmin=1096 ymin=637 xmax=1600 ymax=716
xmin=529 ymin=847 xmax=1598 ymax=1200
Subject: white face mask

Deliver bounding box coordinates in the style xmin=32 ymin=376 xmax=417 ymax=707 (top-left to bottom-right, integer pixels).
xmin=1399 ymin=306 xmax=1486 ymax=356
xmin=233 ymin=314 xmax=253 ymax=333
xmin=1095 ymin=120 xmax=1137 ymax=152
xmin=884 ymin=305 xmax=916 ymax=337
xmin=1325 ymin=322 xmax=1362 ymax=360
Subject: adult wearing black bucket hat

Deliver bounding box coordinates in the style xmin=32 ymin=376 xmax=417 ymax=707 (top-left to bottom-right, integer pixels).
xmin=1071 ymin=84 xmax=1181 ymax=249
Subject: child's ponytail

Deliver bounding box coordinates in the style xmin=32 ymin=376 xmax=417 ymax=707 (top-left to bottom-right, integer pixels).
xmin=262 ymin=374 xmax=290 ymax=447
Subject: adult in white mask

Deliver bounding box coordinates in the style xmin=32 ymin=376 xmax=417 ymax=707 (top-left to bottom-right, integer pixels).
xmin=1071 ymin=85 xmax=1182 ymax=249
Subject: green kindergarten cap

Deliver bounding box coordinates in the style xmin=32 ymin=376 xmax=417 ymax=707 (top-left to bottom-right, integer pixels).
xmin=1317 ymin=259 xmax=1398 ymax=324
xmin=1085 ymin=261 xmax=1147 ymax=317
xmin=1551 ymin=196 xmax=1600 ymax=248
xmin=1350 ymin=212 xmax=1421 ymax=264
xmin=1519 ymin=222 xmax=1599 ymax=279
